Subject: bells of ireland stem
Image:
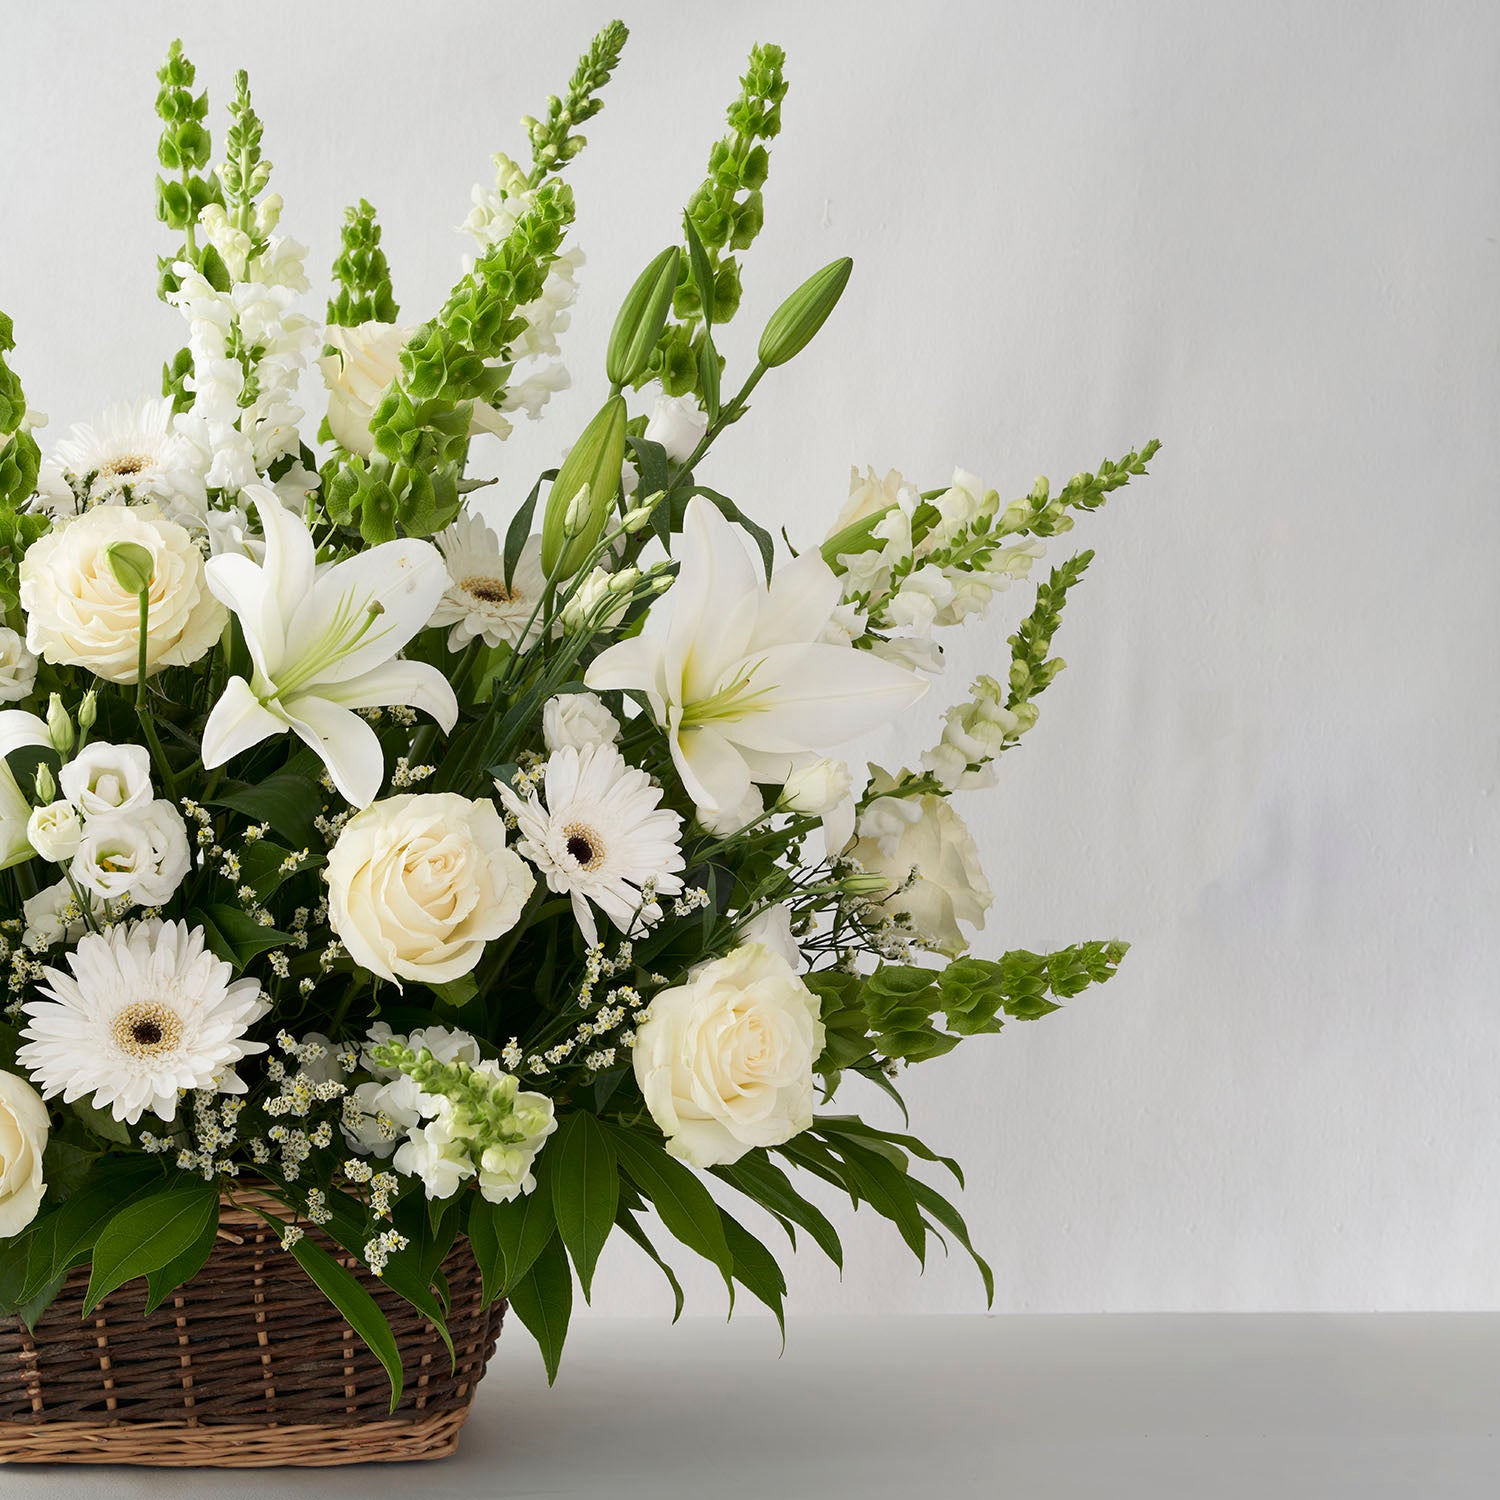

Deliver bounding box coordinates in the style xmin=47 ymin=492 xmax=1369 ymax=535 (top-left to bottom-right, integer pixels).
xmin=605 ymin=245 xmax=680 ymax=389
xmin=757 ymin=256 xmax=853 ymax=369
xmin=541 ymin=394 xmax=628 ymax=579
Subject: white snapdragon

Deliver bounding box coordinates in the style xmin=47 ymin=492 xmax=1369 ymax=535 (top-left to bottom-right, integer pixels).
xmin=921 ymin=674 xmax=1023 ymax=790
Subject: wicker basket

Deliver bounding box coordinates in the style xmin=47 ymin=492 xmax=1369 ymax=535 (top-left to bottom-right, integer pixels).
xmin=0 ymin=1189 xmax=504 ymax=1467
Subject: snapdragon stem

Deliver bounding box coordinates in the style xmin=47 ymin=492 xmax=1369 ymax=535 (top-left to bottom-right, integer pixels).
xmin=134 ymin=589 xmax=177 ymax=801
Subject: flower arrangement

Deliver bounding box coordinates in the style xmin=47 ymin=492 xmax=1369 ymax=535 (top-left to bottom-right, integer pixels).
xmin=0 ymin=20 xmax=1155 ymax=1404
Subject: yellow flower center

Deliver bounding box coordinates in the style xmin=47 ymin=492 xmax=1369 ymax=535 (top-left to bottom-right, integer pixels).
xmin=104 ymin=455 xmax=150 ymax=477
xmin=462 ymin=575 xmax=515 ymax=605
xmin=112 ymin=1001 xmax=183 ymax=1058
xmin=563 ymin=822 xmax=605 ymax=871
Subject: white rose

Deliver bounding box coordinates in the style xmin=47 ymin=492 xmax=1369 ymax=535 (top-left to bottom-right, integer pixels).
xmin=26 ymin=801 xmax=82 ymax=864
xmin=71 ymin=799 xmax=191 ymax=905
xmin=0 ymin=1070 xmax=48 ymax=1236
xmin=781 ymin=757 xmax=852 ymax=817
xmin=59 ymin=741 xmax=153 ymax=818
xmin=20 ymin=505 xmax=225 ymax=684
xmin=543 ymin=691 xmax=621 ymax=752
xmin=0 ymin=627 xmax=38 ymax=703
xmin=633 ymin=942 xmax=825 ymax=1168
xmin=852 ymin=786 xmax=992 ymax=956
xmin=318 ymin=321 xmax=412 ymax=457
xmin=327 ymin=793 xmax=535 ymax=985
xmin=644 ymin=392 xmax=708 ymax=464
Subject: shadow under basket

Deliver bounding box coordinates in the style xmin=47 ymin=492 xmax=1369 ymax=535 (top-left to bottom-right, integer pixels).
xmin=0 ymin=1189 xmax=505 ymax=1467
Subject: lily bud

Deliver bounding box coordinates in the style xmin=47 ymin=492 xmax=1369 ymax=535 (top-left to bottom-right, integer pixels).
xmin=46 ymin=694 xmax=74 ymax=757
xmin=104 ymin=541 xmax=155 ymax=596
xmin=757 ymin=257 xmax=853 ymax=368
xmin=605 ymin=246 xmax=680 ymax=388
xmin=542 ymin=395 xmax=629 ymax=578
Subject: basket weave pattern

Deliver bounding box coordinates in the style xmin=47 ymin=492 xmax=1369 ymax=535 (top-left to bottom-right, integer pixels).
xmin=0 ymin=1190 xmax=504 ymax=1466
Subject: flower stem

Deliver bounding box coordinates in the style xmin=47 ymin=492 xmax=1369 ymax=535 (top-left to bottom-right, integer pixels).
xmin=134 ymin=589 xmax=177 ymax=801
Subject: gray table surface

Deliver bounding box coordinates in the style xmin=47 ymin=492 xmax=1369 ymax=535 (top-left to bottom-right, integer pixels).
xmin=1 ymin=1313 xmax=1496 ymax=1498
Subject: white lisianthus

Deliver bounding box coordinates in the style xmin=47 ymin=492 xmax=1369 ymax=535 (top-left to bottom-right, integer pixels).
xmin=851 ymin=774 xmax=992 ymax=956
xmin=696 ymin=785 xmax=764 ymax=838
xmin=20 ymin=504 xmax=225 ymax=684
xmin=643 ymin=391 xmax=708 ymax=463
xmin=327 ymin=794 xmax=535 ymax=985
xmin=22 ymin=877 xmax=102 ymax=951
xmin=0 ymin=628 xmax=38 ymax=703
xmin=58 ymin=741 xmax=153 ymax=819
xmin=70 ymin=800 xmax=191 ymax=906
xmin=633 ymin=942 xmax=826 ymax=1168
xmin=0 ymin=1070 xmax=49 ymax=1236
xmin=0 ymin=712 xmax=50 ymax=870
xmin=741 ymin=904 xmax=802 ymax=970
xmin=542 ymin=691 xmax=620 ymax=752
xmin=26 ymin=801 xmax=83 ymax=864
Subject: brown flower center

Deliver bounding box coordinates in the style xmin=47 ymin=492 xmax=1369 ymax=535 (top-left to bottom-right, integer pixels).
xmin=461 ymin=575 xmax=514 ymax=605
xmin=112 ymin=1001 xmax=183 ymax=1059
xmin=563 ymin=822 xmax=605 ymax=871
xmin=104 ymin=455 xmax=150 ymax=478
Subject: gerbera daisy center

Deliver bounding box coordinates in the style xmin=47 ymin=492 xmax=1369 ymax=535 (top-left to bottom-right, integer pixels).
xmin=111 ymin=1000 xmax=184 ymax=1059
xmin=563 ymin=822 xmax=606 ymax=871
xmin=104 ymin=455 xmax=150 ymax=477
xmin=461 ymin=574 xmax=515 ymax=605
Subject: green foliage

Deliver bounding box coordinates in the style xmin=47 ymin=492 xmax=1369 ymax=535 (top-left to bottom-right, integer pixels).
xmin=83 ymin=1175 xmax=219 ymax=1315
xmin=522 ymin=19 xmax=631 ymax=184
xmin=506 ymin=1231 xmax=573 ymax=1384
xmin=219 ymin=69 xmax=273 ymax=239
xmin=643 ymin=42 xmax=788 ymax=397
xmin=1003 ymin=439 xmax=1161 ymax=538
xmin=547 ymin=1112 xmax=617 ymax=1301
xmin=326 ymin=199 xmax=400 ymax=328
xmin=326 ymin=181 xmax=575 ymax=541
xmin=153 ymin=40 xmax=221 ymax=296
xmin=541 ymin=395 xmax=627 ymax=576
xmin=0 ymin=311 xmax=44 ymax=614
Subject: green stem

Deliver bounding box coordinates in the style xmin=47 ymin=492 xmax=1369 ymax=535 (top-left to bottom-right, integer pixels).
xmin=134 ymin=589 xmax=178 ymax=801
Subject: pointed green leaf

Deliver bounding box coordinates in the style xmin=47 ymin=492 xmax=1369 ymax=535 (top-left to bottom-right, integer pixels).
xmin=548 ymin=1112 xmax=617 ymax=1301
xmin=507 ymin=1232 xmax=574 ymax=1385
xmin=484 ymin=1182 xmax=556 ymax=1292
xmin=84 ymin=1177 xmax=218 ymax=1315
xmin=713 ymin=1153 xmax=843 ymax=1270
xmin=144 ymin=1204 xmax=220 ymax=1313
xmin=614 ymin=1204 xmax=685 ymax=1322
xmin=721 ymin=1210 xmax=786 ymax=1343
xmin=909 ymin=1178 xmax=994 ymax=1308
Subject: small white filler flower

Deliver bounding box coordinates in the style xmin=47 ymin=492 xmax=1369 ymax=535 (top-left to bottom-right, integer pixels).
xmin=17 ymin=919 xmax=270 ymax=1124
xmin=497 ymin=742 xmax=685 ymax=948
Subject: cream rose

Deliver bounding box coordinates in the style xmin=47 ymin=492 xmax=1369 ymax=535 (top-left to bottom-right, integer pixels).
xmin=542 ymin=691 xmax=621 ymax=752
xmin=318 ymin=321 xmax=412 ymax=457
xmin=327 ymin=793 xmax=535 ymax=985
xmin=20 ymin=505 xmax=225 ymax=684
xmin=852 ymin=783 xmax=992 ymax=956
xmin=633 ymin=942 xmax=825 ymax=1168
xmin=0 ymin=1069 xmax=48 ymax=1236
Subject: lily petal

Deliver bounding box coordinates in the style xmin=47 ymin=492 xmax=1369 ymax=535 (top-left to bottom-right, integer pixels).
xmin=664 ymin=498 xmax=758 ymax=704
xmin=671 ymin=720 xmax=752 ymax=815
xmin=315 ymin=658 xmax=459 ymax=732
xmin=281 ymin=696 xmax=386 ymax=808
xmin=202 ymin=676 xmax=290 ymax=769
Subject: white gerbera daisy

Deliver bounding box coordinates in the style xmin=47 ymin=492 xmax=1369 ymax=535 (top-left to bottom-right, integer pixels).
xmin=17 ymin=919 xmax=269 ymax=1124
xmin=430 ymin=512 xmax=548 ymax=652
xmin=36 ymin=396 xmax=207 ymax=529
xmin=498 ymin=742 xmax=685 ymax=948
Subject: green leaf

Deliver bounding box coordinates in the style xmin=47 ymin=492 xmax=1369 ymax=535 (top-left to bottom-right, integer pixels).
xmin=482 ymin=1183 xmax=556 ymax=1292
xmin=605 ymin=1124 xmax=733 ymax=1290
xmin=614 ymin=1204 xmax=684 ymax=1322
xmin=713 ymin=1154 xmax=843 ymax=1269
xmin=84 ymin=1177 xmax=219 ymax=1315
xmin=467 ymin=1192 xmax=505 ymax=1308
xmin=504 ymin=469 xmax=550 ymax=590
xmin=143 ymin=1203 xmax=220 ymax=1314
xmin=683 ymin=213 xmax=716 ymax=331
xmin=822 ymin=1138 xmax=928 ymax=1265
xmin=268 ymin=1214 xmax=404 ymax=1411
xmin=426 ymin=974 xmax=479 ymax=1009
xmin=909 ymin=1178 xmax=994 ymax=1308
xmin=547 ymin=1112 xmax=617 ymax=1301
xmin=507 ymin=1232 xmax=574 ymax=1385
xmin=721 ymin=1211 xmax=786 ymax=1343
xmin=815 ymin=1116 xmax=964 ymax=1188
xmin=192 ymin=903 xmax=296 ymax=971
xmin=211 ymin=771 xmax=323 ymax=848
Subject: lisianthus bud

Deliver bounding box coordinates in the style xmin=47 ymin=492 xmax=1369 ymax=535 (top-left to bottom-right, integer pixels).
xmin=32 ymin=763 xmax=56 ymax=805
xmin=563 ymin=482 xmax=592 ymax=538
xmin=77 ymin=690 xmax=97 ymax=731
xmin=46 ymin=694 xmax=74 ymax=756
xmin=781 ymin=757 xmax=852 ymax=817
xmin=757 ymin=257 xmax=853 ymax=368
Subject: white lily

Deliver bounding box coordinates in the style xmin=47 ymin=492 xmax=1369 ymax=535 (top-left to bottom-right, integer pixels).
xmin=0 ymin=711 xmax=51 ymax=869
xmin=586 ymin=496 xmax=927 ymax=816
xmin=201 ymin=486 xmax=458 ymax=807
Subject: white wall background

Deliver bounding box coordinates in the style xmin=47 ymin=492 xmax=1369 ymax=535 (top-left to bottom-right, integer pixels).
xmin=1 ymin=0 xmax=1495 ymax=1316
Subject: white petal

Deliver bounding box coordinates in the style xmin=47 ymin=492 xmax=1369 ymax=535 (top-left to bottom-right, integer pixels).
xmin=203 ymin=553 xmax=281 ymax=681
xmin=247 ymin=484 xmax=316 ymax=627
xmin=751 ymin=547 xmax=841 ymax=651
xmin=282 ymin=696 xmax=385 ymax=807
xmin=202 ymin=676 xmax=288 ymax=768
xmin=671 ymin=722 xmax=752 ymax=815
xmin=664 ymin=498 xmax=758 ymax=704
xmin=316 ymin=659 xmax=459 ymax=732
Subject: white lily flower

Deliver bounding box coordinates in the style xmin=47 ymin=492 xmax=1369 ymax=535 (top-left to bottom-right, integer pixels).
xmin=586 ymin=496 xmax=927 ymax=816
xmin=201 ymin=486 xmax=458 ymax=808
